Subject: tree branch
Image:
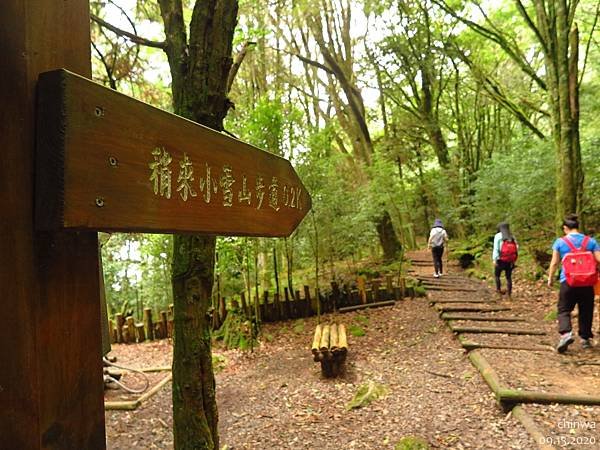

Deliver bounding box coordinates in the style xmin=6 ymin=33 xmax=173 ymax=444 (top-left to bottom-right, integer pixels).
xmin=227 ymin=41 xmax=256 ymax=94
xmin=90 ymin=14 xmax=167 ymax=49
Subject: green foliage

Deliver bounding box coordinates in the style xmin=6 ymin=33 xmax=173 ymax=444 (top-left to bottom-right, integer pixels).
xmin=101 ymin=233 xmax=172 ymax=321
xmin=471 ymin=139 xmax=555 ymax=234
xmin=213 ymin=310 xmax=255 ymax=350
xmin=292 ymin=319 xmax=305 ymax=334
xmin=212 ymin=354 xmax=227 ymax=374
xmin=346 ymin=381 xmax=389 ymax=410
xmin=395 ymin=436 xmax=430 ymax=450
xmin=348 ymin=324 xmax=366 ymax=337
xmin=354 ymin=315 xmax=370 ymax=325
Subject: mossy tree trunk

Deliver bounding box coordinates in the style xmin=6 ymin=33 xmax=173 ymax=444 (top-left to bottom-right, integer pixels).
xmin=157 ymin=0 xmax=239 ymax=448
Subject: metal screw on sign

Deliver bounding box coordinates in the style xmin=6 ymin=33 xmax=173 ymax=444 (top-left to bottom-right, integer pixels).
xmin=95 ymin=197 xmax=105 ymax=208
xmin=94 ymin=106 xmax=104 ymax=117
xmin=108 ymin=156 xmax=118 ymax=167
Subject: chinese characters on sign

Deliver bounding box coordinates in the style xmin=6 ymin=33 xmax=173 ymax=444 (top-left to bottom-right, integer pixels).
xmin=148 ymin=147 xmax=303 ymax=211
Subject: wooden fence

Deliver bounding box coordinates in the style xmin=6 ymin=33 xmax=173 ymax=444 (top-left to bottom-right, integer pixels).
xmin=108 ymin=275 xmax=415 ymax=343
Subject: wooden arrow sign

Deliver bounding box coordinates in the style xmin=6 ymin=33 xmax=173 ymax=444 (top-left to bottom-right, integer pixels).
xmin=35 ymin=69 xmax=311 ymax=237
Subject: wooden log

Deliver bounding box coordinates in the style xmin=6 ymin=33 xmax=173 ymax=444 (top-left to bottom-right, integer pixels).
xmin=160 ymin=311 xmax=168 ymax=338
xmin=430 ymin=299 xmax=488 ymax=304
xmin=400 ymin=277 xmax=406 ymax=298
xmin=319 ymin=325 xmax=330 ymax=353
xmin=329 ymin=324 xmax=339 ymax=351
xmin=126 ymin=316 xmax=135 ymax=343
xmin=450 ymin=325 xmax=545 ymax=336
xmin=425 ymin=286 xmax=478 ymax=292
xmin=167 ymin=319 xmax=173 ymax=338
xmin=338 ymin=300 xmax=395 ymax=313
xmin=393 ymin=286 xmax=401 ymax=301
xmin=143 ymin=308 xmax=154 ymax=340
xmin=511 ymin=406 xmax=557 ymax=450
xmin=435 ymin=305 xmax=510 ymax=313
xmin=441 ymin=313 xmax=526 ymax=322
xmin=169 ymin=303 xmax=174 ymax=316
xmin=135 ymin=323 xmax=146 ymax=342
xmin=366 ymin=289 xmax=373 ymax=303
xmin=311 ymin=325 xmax=322 ymax=356
xmin=294 ymin=290 xmax=301 ymax=318
xmin=459 ymin=339 xmax=550 ymax=352
xmin=499 ymin=389 xmax=600 ymax=407
xmin=468 ymin=350 xmax=503 ymax=396
xmin=337 ymin=324 xmax=348 ymax=353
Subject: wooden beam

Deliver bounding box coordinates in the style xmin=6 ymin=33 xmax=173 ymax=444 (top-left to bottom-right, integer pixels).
xmin=35 ymin=70 xmax=311 ymax=237
xmin=0 ymin=0 xmax=105 ymax=448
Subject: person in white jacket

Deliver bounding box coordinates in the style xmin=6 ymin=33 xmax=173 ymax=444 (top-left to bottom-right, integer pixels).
xmin=427 ymin=219 xmax=448 ymax=277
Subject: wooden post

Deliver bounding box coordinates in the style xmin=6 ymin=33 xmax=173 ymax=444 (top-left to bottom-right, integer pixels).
xmin=0 ymin=0 xmax=111 ymax=425
xmin=108 ymin=320 xmax=116 ymax=344
xmin=273 ymin=292 xmax=281 ymax=321
xmin=331 ymin=281 xmax=340 ymax=312
xmin=357 ymin=275 xmax=367 ymax=304
xmin=135 ymin=323 xmax=146 ymax=342
xmin=160 ymin=311 xmax=168 ymax=338
xmin=294 ymin=290 xmax=302 ymax=317
xmin=371 ymin=280 xmax=380 ymax=301
xmin=126 ymin=316 xmax=135 ymax=343
xmin=303 ymin=285 xmax=312 ymax=316
xmin=283 ymin=287 xmax=292 ymax=320
xmin=386 ymin=275 xmax=394 ymax=300
xmin=115 ymin=313 xmax=125 ymax=343
xmin=143 ymin=308 xmax=154 ymax=341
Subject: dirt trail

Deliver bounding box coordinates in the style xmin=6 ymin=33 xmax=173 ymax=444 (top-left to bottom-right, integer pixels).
xmin=106 ymin=252 xmax=541 ymax=449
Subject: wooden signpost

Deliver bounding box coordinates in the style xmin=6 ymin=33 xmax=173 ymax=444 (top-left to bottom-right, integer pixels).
xmin=1 ymin=0 xmax=310 ymax=448
xmin=36 ymin=70 xmax=310 ymax=237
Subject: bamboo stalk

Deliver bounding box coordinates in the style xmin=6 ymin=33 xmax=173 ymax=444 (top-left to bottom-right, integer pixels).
xmin=312 ymin=325 xmax=322 ymax=356
xmin=337 ymin=324 xmax=347 ymax=352
xmin=329 ymin=324 xmax=339 ymax=351
xmin=319 ymin=324 xmax=330 ymax=352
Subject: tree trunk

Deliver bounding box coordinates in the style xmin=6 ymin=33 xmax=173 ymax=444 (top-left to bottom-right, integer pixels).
xmin=158 ymin=0 xmax=239 ymax=448
xmin=172 ymin=235 xmax=218 ymax=449
xmin=376 ymin=210 xmax=401 ymax=261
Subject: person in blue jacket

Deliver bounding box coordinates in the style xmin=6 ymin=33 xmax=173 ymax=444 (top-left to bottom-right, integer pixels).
xmin=547 ymin=214 xmax=600 ymax=353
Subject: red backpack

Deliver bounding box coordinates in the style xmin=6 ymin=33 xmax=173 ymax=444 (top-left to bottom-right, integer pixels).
xmin=561 ymin=236 xmax=598 ymax=287
xmin=499 ymin=239 xmax=518 ymax=263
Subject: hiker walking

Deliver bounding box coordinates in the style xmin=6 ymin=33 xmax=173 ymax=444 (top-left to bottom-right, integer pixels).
xmin=547 ymin=214 xmax=600 ymax=353
xmin=427 ymin=219 xmax=448 ymax=278
xmin=492 ymin=222 xmax=518 ymax=298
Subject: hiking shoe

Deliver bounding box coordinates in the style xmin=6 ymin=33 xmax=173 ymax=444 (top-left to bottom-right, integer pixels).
xmin=581 ymin=339 xmax=592 ymax=349
xmin=433 ymin=272 xmax=440 ymax=278
xmin=556 ymin=332 xmax=574 ymax=353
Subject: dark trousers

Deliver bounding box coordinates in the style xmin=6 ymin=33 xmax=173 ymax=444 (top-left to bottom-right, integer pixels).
xmin=494 ymin=260 xmax=514 ymax=295
xmin=431 ymin=246 xmax=444 ymax=274
xmin=557 ymin=283 xmax=595 ymax=339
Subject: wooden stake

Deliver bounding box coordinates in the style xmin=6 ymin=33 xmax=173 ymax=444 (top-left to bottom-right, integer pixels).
xmin=115 ymin=313 xmax=125 ymax=343
xmin=319 ymin=325 xmax=330 ymax=353
xmin=143 ymin=308 xmax=154 ymax=341
xmin=126 ymin=316 xmax=135 ymax=343
xmin=135 ymin=323 xmax=146 ymax=342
